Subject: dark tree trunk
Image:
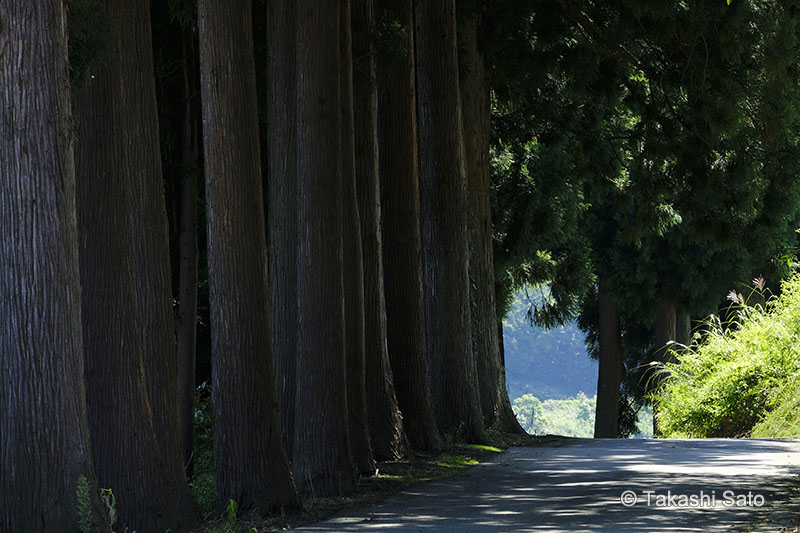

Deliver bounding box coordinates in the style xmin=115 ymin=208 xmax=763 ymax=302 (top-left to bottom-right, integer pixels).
xmin=652 ymin=298 xmax=677 ymax=436
xmin=353 ymin=0 xmax=409 ymax=461
xmin=654 ymin=299 xmax=677 ymax=365
xmin=415 ymin=0 xmax=487 ymax=443
xmin=0 ymin=3 xmax=109 ymax=530
xmin=458 ymin=12 xmax=523 ymax=434
xmin=495 ymin=321 xmax=526 ymax=433
xmin=267 ymin=0 xmax=298 ymax=459
xmin=198 ymin=0 xmax=300 ymax=514
xmin=375 ymin=0 xmax=442 ymax=452
xmin=594 ymin=284 xmax=623 ymax=438
xmin=294 ymin=0 xmax=358 ymax=497
xmin=177 ymin=28 xmax=201 ymax=477
xmin=460 ymin=10 xmax=497 ymax=426
xmin=115 ymin=2 xmax=189 ymax=494
xmin=73 ymin=0 xmax=197 ymax=529
xmin=675 ymin=308 xmax=691 ymax=348
xmin=341 ymin=0 xmax=377 ymax=476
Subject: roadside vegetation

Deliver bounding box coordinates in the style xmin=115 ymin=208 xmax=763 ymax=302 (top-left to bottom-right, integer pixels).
xmin=656 ymin=275 xmax=800 ymax=438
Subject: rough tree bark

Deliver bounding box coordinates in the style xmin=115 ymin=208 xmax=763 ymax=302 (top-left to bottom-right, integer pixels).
xmin=341 ymin=0 xmax=377 ymax=476
xmin=353 ymin=0 xmax=409 ymax=461
xmin=652 ymin=298 xmax=677 ymax=436
xmin=267 ymin=0 xmax=298 ymax=458
xmin=415 ymin=0 xmax=487 ymax=443
xmin=675 ymin=309 xmax=691 ymax=348
xmin=177 ymin=28 xmax=201 ymax=476
xmin=294 ymin=0 xmax=358 ymax=497
xmin=460 ymin=9 xmax=497 ymax=426
xmin=73 ymin=0 xmax=197 ymax=529
xmin=458 ymin=12 xmax=524 ymax=434
xmin=594 ymin=284 xmax=623 ymax=438
xmin=198 ymin=0 xmax=300 ymax=513
xmin=0 ymin=3 xmax=109 ymax=530
xmin=375 ymin=0 xmax=442 ymax=451
xmin=123 ymin=10 xmax=188 ymax=503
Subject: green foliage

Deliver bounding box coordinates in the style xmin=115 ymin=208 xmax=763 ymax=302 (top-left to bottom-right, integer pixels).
xmin=76 ymin=475 xmax=92 ymax=533
xmin=512 ymin=392 xmax=653 ymax=438
xmin=66 ymin=0 xmax=118 ymax=88
xmin=657 ymin=275 xmax=800 ymax=438
xmin=751 ymin=369 xmax=800 ymax=438
xmin=488 ymin=0 xmax=800 ymax=422
xmin=512 ymin=392 xmax=596 ymax=437
xmin=226 ymin=499 xmax=238 ymax=525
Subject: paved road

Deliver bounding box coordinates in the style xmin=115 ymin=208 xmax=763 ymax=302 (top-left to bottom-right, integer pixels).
xmin=295 ymin=438 xmax=800 ymax=532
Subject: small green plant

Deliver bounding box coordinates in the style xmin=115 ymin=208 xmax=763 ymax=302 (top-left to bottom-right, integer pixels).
xmin=226 ymin=498 xmax=238 ymax=525
xmin=76 ymin=475 xmax=92 ymax=533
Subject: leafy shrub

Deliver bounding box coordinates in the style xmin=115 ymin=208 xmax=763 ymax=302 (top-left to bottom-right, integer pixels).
xmin=656 ymin=275 xmax=800 ymax=438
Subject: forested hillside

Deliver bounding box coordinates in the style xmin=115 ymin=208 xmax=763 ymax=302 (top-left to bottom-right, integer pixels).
xmin=502 ymin=292 xmax=596 ymax=401
xmin=3 ymin=0 xmax=800 ymax=531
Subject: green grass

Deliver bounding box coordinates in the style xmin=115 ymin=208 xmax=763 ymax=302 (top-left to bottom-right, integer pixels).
xmin=656 ymin=275 xmax=800 ymax=438
xmin=456 ymin=443 xmax=503 ymax=453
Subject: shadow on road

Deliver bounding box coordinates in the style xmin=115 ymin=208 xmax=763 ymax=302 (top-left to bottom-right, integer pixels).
xmin=294 ymin=438 xmax=800 ymax=532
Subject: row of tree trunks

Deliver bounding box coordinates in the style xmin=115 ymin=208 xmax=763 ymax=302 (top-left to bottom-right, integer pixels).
xmin=376 ymin=0 xmax=443 ymax=451
xmin=352 ymin=0 xmax=410 ymax=461
xmin=74 ymin=0 xmax=197 ymax=529
xmin=197 ymin=0 xmax=300 ymax=514
xmin=593 ymin=283 xmax=624 ymax=438
xmin=415 ymin=0 xmax=487 ymax=443
xmin=0 ymin=2 xmax=110 ymax=530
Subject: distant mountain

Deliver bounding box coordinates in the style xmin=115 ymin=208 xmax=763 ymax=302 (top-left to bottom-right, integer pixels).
xmin=502 ymin=292 xmax=597 ymax=401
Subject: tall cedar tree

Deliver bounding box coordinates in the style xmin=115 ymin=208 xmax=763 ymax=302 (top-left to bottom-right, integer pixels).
xmin=294 ymin=0 xmax=358 ymax=497
xmin=594 ymin=283 xmax=623 ymax=438
xmin=458 ymin=10 xmax=524 ymax=433
xmin=73 ymin=0 xmax=197 ymax=529
xmin=0 ymin=2 xmax=109 ymax=530
xmin=176 ymin=27 xmax=202 ymax=473
xmin=352 ymin=0 xmax=409 ymax=460
xmin=341 ymin=0 xmax=377 ymax=476
xmin=375 ymin=0 xmax=442 ymax=451
xmin=415 ymin=0 xmax=487 ymax=442
xmin=267 ymin=0 xmax=299 ymax=458
xmin=652 ymin=299 xmax=676 ymax=435
xmin=197 ymin=0 xmax=300 ymax=513
xmin=122 ymin=2 xmax=189 ymax=496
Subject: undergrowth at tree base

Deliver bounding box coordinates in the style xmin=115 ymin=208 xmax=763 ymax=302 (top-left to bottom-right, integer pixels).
xmin=192 ymin=432 xmax=551 ymax=532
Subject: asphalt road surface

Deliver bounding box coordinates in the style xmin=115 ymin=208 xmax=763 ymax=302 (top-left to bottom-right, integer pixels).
xmin=295 ymin=438 xmax=800 ymax=532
